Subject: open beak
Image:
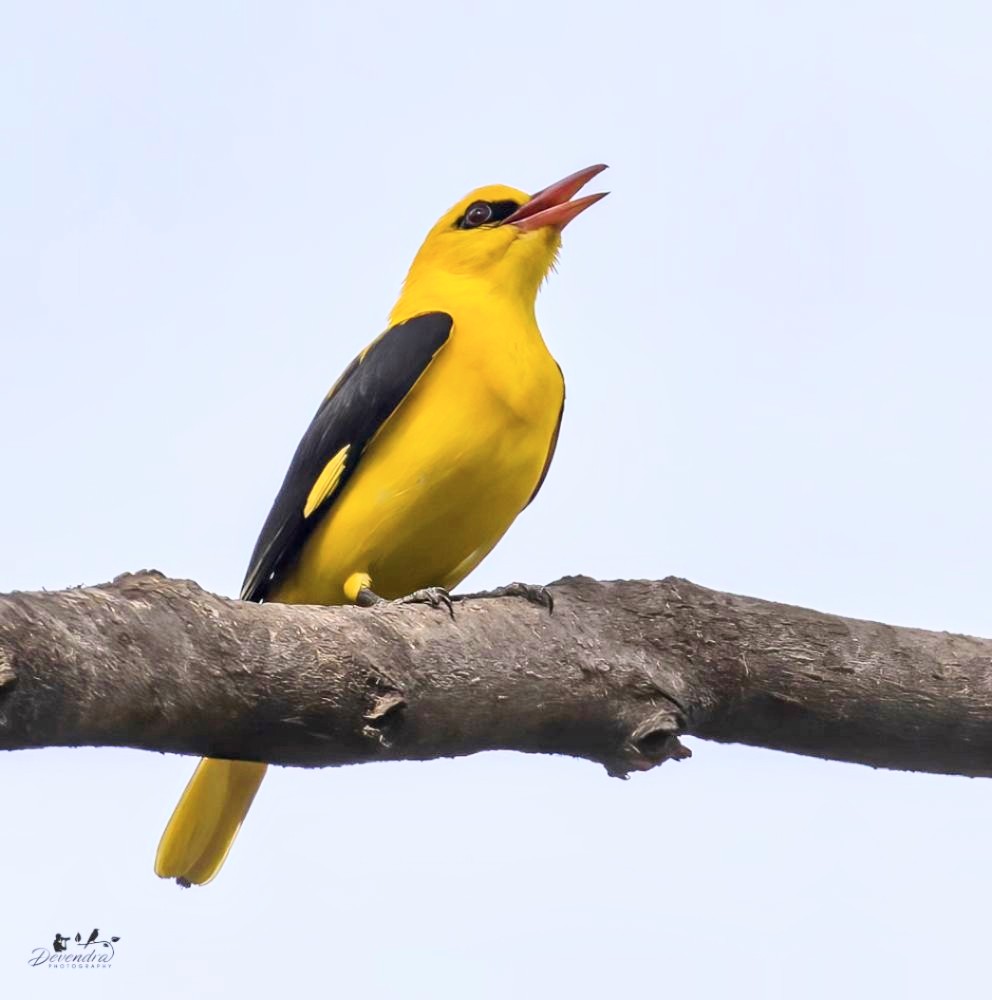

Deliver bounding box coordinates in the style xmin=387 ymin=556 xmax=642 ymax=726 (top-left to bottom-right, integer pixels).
xmin=504 ymin=164 xmax=609 ymax=232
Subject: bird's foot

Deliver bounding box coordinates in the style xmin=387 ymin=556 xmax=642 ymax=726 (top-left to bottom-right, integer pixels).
xmin=454 ymin=581 xmax=554 ymax=614
xmin=399 ymin=586 xmax=454 ymax=618
xmin=357 ymin=585 xmax=454 ymax=618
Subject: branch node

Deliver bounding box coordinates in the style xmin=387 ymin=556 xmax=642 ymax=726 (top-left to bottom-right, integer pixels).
xmin=364 ymin=690 xmax=406 ymax=724
xmin=362 ymin=679 xmax=407 ymax=748
xmin=0 ymin=647 xmax=15 ymax=692
xmin=608 ymin=707 xmax=692 ymax=778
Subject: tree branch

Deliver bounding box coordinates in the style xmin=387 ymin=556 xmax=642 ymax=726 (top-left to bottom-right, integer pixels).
xmin=1 ymin=572 xmax=990 ymax=778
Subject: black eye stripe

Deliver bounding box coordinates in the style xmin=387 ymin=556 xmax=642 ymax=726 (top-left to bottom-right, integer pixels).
xmin=486 ymin=200 xmax=521 ymax=223
xmin=454 ymin=199 xmax=522 ymax=230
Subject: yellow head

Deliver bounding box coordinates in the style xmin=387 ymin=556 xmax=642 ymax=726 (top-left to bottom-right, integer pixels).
xmin=397 ymin=165 xmax=608 ymax=310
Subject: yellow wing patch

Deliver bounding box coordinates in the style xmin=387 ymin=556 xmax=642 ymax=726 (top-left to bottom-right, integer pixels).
xmin=303 ymin=445 xmax=350 ymax=518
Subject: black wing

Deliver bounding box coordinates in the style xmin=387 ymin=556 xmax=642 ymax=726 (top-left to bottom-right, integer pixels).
xmin=240 ymin=312 xmax=453 ymax=602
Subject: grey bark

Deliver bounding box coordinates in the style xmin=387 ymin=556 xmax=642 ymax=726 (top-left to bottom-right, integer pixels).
xmin=1 ymin=572 xmax=990 ymax=778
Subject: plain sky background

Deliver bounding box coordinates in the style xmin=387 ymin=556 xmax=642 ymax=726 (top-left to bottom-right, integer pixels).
xmin=2 ymin=1 xmax=991 ymax=996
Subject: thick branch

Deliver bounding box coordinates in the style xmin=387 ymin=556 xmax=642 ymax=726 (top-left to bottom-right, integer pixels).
xmin=1 ymin=572 xmax=990 ymax=777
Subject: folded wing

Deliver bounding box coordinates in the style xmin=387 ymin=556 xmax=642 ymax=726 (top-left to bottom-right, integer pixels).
xmin=240 ymin=312 xmax=453 ymax=602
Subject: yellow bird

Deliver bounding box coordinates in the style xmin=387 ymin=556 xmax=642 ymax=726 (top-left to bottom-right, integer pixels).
xmin=154 ymin=164 xmax=608 ymax=885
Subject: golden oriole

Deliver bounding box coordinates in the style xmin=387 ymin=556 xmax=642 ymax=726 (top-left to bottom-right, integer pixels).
xmin=154 ymin=164 xmax=608 ymax=886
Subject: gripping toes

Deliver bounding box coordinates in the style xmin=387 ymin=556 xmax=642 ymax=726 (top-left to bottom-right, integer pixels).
xmin=400 ymin=586 xmax=454 ymax=618
xmin=453 ymin=581 xmax=554 ymax=614
xmin=500 ymin=581 xmax=554 ymax=613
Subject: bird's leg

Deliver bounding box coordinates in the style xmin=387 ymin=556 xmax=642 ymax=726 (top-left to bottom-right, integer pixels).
xmin=355 ymin=587 xmax=385 ymax=608
xmin=453 ymin=581 xmax=554 ymax=614
xmin=356 ymin=585 xmax=454 ymax=619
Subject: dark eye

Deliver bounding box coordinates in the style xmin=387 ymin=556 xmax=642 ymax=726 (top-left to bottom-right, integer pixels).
xmin=463 ymin=202 xmax=493 ymax=228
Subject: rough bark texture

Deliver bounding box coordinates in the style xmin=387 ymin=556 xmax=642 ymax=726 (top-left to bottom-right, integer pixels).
xmin=1 ymin=571 xmax=990 ymax=778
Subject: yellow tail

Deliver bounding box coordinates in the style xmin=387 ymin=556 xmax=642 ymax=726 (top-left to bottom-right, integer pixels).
xmin=154 ymin=758 xmax=268 ymax=886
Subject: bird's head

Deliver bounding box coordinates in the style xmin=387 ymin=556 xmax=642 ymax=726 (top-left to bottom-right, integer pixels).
xmin=397 ymin=164 xmax=608 ymax=310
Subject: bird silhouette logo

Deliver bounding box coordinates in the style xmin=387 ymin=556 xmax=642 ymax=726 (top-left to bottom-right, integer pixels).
xmin=46 ymin=928 xmax=120 ymax=954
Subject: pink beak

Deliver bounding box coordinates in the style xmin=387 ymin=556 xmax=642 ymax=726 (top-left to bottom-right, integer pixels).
xmin=504 ymin=164 xmax=609 ymax=232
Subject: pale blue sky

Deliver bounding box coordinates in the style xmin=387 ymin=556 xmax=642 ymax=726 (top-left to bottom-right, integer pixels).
xmin=2 ymin=2 xmax=991 ymax=997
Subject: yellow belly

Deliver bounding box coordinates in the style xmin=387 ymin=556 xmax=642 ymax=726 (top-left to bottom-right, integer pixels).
xmin=269 ymin=319 xmax=563 ymax=605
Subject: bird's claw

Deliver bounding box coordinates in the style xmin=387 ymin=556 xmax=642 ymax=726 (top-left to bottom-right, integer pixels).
xmin=400 ymin=586 xmax=454 ymax=618
xmin=500 ymin=581 xmax=554 ymax=613
xmin=453 ymin=582 xmax=554 ymax=614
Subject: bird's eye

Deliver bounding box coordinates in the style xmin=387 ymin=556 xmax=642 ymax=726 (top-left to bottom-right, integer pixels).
xmin=463 ymin=202 xmax=493 ymax=228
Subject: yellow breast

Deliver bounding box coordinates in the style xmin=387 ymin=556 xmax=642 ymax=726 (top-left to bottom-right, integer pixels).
xmin=270 ymin=299 xmax=563 ymax=605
